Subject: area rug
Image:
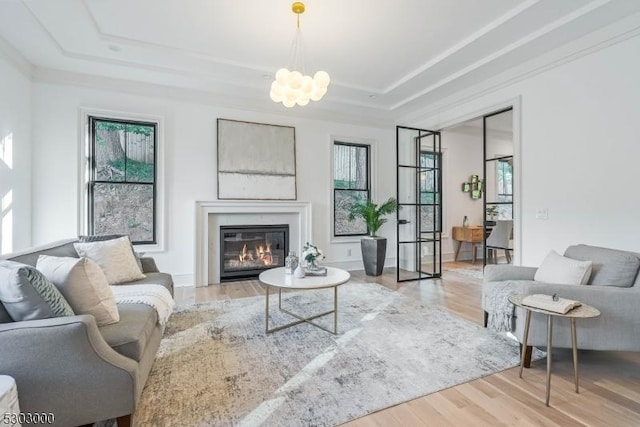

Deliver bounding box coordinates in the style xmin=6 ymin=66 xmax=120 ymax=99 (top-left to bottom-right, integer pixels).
xmin=130 ymin=282 xmax=526 ymax=426
xmin=444 ymin=264 xmax=484 ymax=280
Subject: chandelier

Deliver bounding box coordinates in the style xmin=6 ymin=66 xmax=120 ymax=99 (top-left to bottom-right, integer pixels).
xmin=270 ymin=2 xmax=330 ymax=107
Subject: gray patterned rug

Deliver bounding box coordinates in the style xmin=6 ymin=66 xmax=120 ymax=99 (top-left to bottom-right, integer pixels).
xmin=129 ymin=282 xmax=526 ymax=426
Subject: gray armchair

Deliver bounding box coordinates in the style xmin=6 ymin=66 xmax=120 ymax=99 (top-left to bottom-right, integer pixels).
xmin=482 ymin=244 xmax=640 ymax=365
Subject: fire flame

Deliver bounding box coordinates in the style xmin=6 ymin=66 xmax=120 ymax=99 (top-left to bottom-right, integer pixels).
xmin=238 ymin=243 xmax=273 ymax=266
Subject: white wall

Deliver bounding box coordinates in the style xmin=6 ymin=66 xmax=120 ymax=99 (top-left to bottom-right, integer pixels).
xmin=409 ymin=33 xmax=640 ymax=266
xmin=30 ymin=82 xmax=395 ymax=283
xmin=0 ymin=54 xmax=31 ymax=254
xmin=440 ymin=128 xmax=483 ymax=260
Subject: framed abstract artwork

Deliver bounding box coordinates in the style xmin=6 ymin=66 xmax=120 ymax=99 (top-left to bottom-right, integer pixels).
xmin=217 ymin=119 xmax=296 ymax=200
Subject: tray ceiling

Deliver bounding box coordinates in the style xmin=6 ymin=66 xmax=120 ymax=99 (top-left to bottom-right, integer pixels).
xmin=1 ymin=0 xmax=639 ymax=123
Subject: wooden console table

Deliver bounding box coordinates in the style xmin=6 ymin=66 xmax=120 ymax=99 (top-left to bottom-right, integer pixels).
xmin=452 ymin=226 xmax=484 ymax=263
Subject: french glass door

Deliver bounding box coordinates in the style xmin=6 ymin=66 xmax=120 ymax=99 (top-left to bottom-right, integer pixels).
xmin=396 ymin=126 xmax=442 ymax=282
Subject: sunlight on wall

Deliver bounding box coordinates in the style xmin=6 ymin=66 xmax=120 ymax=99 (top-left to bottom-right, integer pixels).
xmin=0 ymin=133 xmax=13 ymax=169
xmin=0 ymin=133 xmax=13 ymax=254
xmin=1 ymin=189 xmax=12 ymax=254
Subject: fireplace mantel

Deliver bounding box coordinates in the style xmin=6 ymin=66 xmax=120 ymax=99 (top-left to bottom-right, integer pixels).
xmin=195 ymin=201 xmax=312 ymax=286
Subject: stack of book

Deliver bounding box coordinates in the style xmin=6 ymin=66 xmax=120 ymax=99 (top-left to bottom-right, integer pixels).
xmin=304 ymin=266 xmax=327 ymax=276
xmin=522 ymin=294 xmax=581 ymax=314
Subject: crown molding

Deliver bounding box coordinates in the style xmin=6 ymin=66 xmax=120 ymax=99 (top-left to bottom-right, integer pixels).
xmin=0 ymin=35 xmax=33 ymax=77
xmin=32 ymin=66 xmax=394 ymax=128
xmin=396 ymin=10 xmax=640 ymax=125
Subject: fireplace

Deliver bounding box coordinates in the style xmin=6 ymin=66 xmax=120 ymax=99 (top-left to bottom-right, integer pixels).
xmin=219 ymin=225 xmax=289 ymax=281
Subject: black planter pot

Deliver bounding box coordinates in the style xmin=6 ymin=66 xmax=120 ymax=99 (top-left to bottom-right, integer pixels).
xmin=361 ymin=237 xmax=387 ymax=276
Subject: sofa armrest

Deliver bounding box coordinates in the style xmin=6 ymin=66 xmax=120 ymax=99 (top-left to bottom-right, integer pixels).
xmin=0 ymin=315 xmax=139 ymax=426
xmin=140 ymin=256 xmax=159 ymax=273
xmin=484 ymin=265 xmax=538 ymax=283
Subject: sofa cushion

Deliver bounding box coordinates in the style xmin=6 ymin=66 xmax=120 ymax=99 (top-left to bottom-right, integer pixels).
xmin=564 ymin=245 xmax=640 ymax=288
xmin=99 ymin=303 xmax=158 ymax=361
xmin=74 ymin=236 xmax=145 ymax=285
xmin=36 ymin=255 xmax=119 ymax=326
xmin=5 ymin=239 xmax=79 ymax=267
xmin=125 ymin=272 xmax=174 ymax=296
xmin=534 ymin=250 xmax=592 ymax=286
xmin=0 ymin=260 xmax=75 ymax=321
xmin=0 ymin=302 xmax=12 ymax=323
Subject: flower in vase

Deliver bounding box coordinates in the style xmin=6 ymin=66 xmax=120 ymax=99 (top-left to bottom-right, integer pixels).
xmin=302 ymin=242 xmax=324 ymax=267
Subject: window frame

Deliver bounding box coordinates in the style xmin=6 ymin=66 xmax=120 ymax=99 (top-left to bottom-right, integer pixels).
xmin=331 ymin=137 xmax=374 ymax=242
xmin=79 ymin=108 xmax=165 ymax=252
xmin=418 ymin=150 xmax=441 ymax=234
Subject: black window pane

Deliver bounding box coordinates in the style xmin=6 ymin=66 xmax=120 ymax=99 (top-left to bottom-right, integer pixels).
xmin=125 ymin=124 xmax=155 ymax=183
xmin=92 ymin=183 xmax=154 ymax=242
xmin=335 ymin=190 xmax=368 ymax=236
xmin=95 ymin=121 xmax=126 ymax=182
xmin=334 ymin=143 xmax=368 ymax=190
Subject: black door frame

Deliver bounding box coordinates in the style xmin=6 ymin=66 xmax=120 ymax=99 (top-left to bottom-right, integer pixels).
xmin=396 ymin=126 xmax=442 ymax=282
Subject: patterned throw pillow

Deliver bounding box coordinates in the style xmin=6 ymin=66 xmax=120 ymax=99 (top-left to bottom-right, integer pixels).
xmin=74 ymin=236 xmax=146 ymax=285
xmin=0 ymin=260 xmax=75 ymax=322
xmin=78 ymin=234 xmax=143 ymax=271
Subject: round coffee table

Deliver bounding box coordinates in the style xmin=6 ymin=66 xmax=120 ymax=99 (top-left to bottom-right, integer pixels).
xmin=509 ymin=294 xmax=600 ymax=406
xmin=259 ymin=267 xmax=350 ymax=334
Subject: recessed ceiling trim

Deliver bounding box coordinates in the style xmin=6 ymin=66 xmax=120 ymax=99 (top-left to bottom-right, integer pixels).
xmin=382 ymin=0 xmax=540 ymax=94
xmin=390 ymin=0 xmax=616 ymax=110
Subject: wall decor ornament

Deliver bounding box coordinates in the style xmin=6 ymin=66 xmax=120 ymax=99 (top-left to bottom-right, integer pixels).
xmin=217 ymin=119 xmax=296 ymax=200
xmin=461 ymin=174 xmax=483 ymax=200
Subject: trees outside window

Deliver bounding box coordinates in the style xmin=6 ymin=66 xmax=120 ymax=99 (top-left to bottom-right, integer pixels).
xmin=88 ymin=117 xmax=157 ymax=244
xmin=333 ymin=142 xmax=370 ymax=236
xmin=419 ymin=151 xmax=441 ymax=233
xmin=497 ymin=159 xmax=513 ymax=219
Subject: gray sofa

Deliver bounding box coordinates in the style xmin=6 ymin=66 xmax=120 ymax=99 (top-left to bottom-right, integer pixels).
xmin=483 ymin=244 xmax=640 ymax=364
xmin=0 ymin=239 xmax=174 ymax=427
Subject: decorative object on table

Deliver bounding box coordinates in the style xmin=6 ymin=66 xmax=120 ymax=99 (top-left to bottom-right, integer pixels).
xmin=521 ymin=294 xmax=582 ymax=314
xmin=348 ymin=197 xmax=399 ymax=276
xmin=302 ymin=242 xmax=324 ymax=271
xmin=462 ymin=215 xmax=469 ymax=228
xmin=461 ymin=174 xmax=484 ymax=199
xmin=217 ymin=119 xmax=296 ymax=200
xmin=284 ymin=251 xmax=299 ymax=275
xmin=293 ymin=264 xmax=306 ymax=278
xmin=305 ymin=266 xmax=328 ymax=276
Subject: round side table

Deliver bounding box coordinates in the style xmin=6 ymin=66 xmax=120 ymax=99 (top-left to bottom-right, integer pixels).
xmin=509 ymin=294 xmax=600 ymax=406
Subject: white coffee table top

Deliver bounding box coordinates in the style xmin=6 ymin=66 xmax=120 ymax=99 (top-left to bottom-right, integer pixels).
xmin=259 ymin=267 xmax=350 ymax=290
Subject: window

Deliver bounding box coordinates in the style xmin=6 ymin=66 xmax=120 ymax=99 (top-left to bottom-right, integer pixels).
xmin=333 ymin=142 xmax=370 ymax=236
xmin=87 ymin=117 xmax=157 ymax=244
xmin=497 ymin=158 xmax=513 ymax=219
xmin=419 ymin=151 xmax=441 ymax=233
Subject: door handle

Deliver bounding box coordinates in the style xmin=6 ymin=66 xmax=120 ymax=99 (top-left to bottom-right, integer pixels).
xmin=398 ymin=219 xmax=411 ymax=225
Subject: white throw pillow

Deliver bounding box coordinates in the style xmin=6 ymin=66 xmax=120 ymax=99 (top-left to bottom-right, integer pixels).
xmin=534 ymin=250 xmax=593 ymax=286
xmin=74 ymin=236 xmax=146 ymax=285
xmin=36 ymin=255 xmax=119 ymax=326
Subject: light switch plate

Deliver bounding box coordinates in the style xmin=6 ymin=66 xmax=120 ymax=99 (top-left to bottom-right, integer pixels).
xmin=535 ymin=208 xmax=549 ymax=220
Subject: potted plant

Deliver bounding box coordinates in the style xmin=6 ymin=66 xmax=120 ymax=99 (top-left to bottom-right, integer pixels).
xmin=348 ymin=197 xmax=398 ymax=276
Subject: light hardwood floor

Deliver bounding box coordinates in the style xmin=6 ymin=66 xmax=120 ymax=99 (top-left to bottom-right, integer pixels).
xmin=174 ymin=262 xmax=640 ymax=427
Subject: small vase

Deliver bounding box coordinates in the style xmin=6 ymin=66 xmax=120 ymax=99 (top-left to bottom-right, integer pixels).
xmin=293 ymin=265 xmax=306 ymax=278
xmin=284 ymin=251 xmax=299 ymax=275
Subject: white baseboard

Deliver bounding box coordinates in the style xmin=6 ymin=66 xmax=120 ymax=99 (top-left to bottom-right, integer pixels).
xmin=172 ymin=273 xmax=194 ymax=287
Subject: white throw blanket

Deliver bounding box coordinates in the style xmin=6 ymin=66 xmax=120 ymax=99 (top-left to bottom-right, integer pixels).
xmin=482 ymin=280 xmax=519 ymax=332
xmin=110 ymin=284 xmax=175 ymax=326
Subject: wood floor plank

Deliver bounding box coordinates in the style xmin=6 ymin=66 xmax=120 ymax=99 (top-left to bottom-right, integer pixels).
xmin=175 ymin=263 xmax=640 ymax=426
